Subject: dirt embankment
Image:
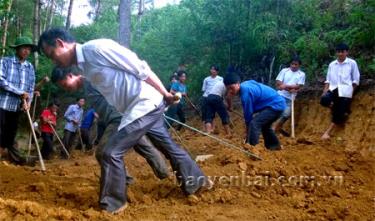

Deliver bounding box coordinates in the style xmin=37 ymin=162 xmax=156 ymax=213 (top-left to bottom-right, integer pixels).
xmin=0 ymin=86 xmax=374 ymax=221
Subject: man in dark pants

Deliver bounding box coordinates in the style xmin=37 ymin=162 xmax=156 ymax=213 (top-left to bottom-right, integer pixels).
xmin=202 ymin=80 xmax=231 ymax=135
xmin=80 ymin=72 xmax=170 ymax=180
xmin=78 ymin=106 xmax=98 ymax=150
xmin=320 ymin=43 xmax=360 ymax=140
xmin=39 ymin=28 xmax=208 ymax=213
xmin=224 ymin=74 xmax=286 ymax=151
xmin=62 ymin=98 xmax=84 ymax=154
xmin=0 ymin=36 xmax=37 ymax=165
xmin=52 ymin=67 xmax=170 ymax=180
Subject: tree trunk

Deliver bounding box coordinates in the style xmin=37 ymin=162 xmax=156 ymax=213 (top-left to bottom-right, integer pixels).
xmin=33 ymin=0 xmax=41 ymax=68
xmin=16 ymin=17 xmax=21 ymax=36
xmin=1 ymin=0 xmax=13 ymax=57
xmin=138 ymin=0 xmax=144 ymax=17
xmin=43 ymin=0 xmax=55 ymax=31
xmin=94 ymin=0 xmax=101 ymax=20
xmin=268 ymin=56 xmax=275 ymax=85
xmin=65 ymin=0 xmax=74 ymax=30
xmin=136 ymin=0 xmax=144 ymax=40
xmin=118 ymin=0 xmax=131 ymax=47
xmin=42 ymin=0 xmax=50 ymax=31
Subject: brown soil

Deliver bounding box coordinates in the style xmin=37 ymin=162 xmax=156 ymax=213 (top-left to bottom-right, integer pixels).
xmin=0 ymin=89 xmax=374 ymax=221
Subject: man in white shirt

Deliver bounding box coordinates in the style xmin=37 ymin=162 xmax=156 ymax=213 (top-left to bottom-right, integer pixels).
xmin=38 ymin=28 xmax=208 ymax=214
xmin=202 ymin=80 xmax=231 ymax=135
xmin=201 ymin=65 xmax=223 ymax=128
xmin=202 ymin=65 xmax=223 ymax=97
xmin=273 ymin=56 xmax=305 ymax=135
xmin=320 ymin=43 xmax=360 ymax=140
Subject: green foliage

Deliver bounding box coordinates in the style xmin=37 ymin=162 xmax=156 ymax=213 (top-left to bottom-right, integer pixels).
xmin=2 ymin=0 xmax=374 ymax=102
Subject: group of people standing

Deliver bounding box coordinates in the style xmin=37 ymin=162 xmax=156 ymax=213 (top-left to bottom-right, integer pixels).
xmin=0 ymin=26 xmax=360 ymax=215
xmin=166 ymin=42 xmax=360 ymax=151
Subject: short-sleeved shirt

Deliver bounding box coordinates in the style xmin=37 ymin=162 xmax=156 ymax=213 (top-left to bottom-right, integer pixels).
xmin=202 ymin=75 xmax=223 ymax=97
xmin=276 ymin=68 xmax=305 ymax=100
xmin=325 ymin=57 xmax=360 ymax=98
xmin=40 ymin=108 xmax=56 ymax=133
xmin=207 ymin=81 xmax=226 ymax=98
xmin=81 ymin=108 xmax=96 ymax=129
xmin=76 ymin=39 xmax=163 ymax=131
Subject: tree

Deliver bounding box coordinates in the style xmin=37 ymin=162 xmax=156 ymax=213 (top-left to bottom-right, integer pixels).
xmin=1 ymin=0 xmax=13 ymax=56
xmin=136 ymin=0 xmax=144 ymax=40
xmin=65 ymin=0 xmax=74 ymax=30
xmin=118 ymin=0 xmax=131 ymax=47
xmin=33 ymin=0 xmax=41 ymax=68
xmin=43 ymin=0 xmax=55 ymax=31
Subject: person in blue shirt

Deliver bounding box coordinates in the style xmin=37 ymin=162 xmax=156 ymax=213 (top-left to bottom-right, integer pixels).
xmin=78 ymin=106 xmax=98 ymax=150
xmin=62 ymin=98 xmax=85 ymax=156
xmin=166 ymin=70 xmax=188 ymax=130
xmin=224 ymin=74 xmax=286 ymax=151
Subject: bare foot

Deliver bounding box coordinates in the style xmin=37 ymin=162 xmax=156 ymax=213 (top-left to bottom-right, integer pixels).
xmin=321 ymin=133 xmax=330 ymax=140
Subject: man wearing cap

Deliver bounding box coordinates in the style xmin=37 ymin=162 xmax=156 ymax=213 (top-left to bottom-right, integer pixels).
xmin=320 ymin=43 xmax=360 ymax=140
xmin=224 ymin=74 xmax=286 ymax=152
xmin=0 ymin=36 xmax=36 ymax=165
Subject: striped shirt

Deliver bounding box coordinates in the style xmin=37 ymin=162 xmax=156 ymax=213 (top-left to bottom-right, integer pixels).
xmin=0 ymin=56 xmax=35 ymax=112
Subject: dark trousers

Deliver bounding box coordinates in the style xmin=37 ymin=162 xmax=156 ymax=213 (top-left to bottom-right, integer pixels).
xmin=94 ymin=121 xmax=106 ymax=145
xmin=200 ymin=96 xmax=207 ymax=121
xmin=246 ymin=108 xmax=283 ymax=150
xmin=204 ymin=94 xmax=230 ymax=125
xmin=95 ymin=122 xmax=170 ymax=180
xmin=77 ymin=128 xmax=92 ymax=150
xmin=97 ymin=104 xmax=205 ymax=212
xmin=320 ymin=89 xmax=352 ymax=125
xmin=0 ymin=109 xmax=24 ymax=163
xmin=62 ymin=129 xmax=76 ymax=153
xmin=41 ymin=132 xmax=54 ymax=159
xmin=166 ymin=103 xmax=185 ymax=130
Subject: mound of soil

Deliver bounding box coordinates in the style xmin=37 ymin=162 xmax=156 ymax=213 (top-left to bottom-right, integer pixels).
xmin=0 ymin=88 xmax=374 ymax=220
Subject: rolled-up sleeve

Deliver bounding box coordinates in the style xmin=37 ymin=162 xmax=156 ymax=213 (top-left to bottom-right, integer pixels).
xmin=351 ymin=61 xmax=360 ymax=85
xmin=299 ymin=72 xmax=306 ymax=85
xmin=325 ymin=65 xmax=332 ymax=84
xmin=202 ymin=79 xmax=207 ymax=92
xmin=275 ymin=69 xmax=285 ymax=82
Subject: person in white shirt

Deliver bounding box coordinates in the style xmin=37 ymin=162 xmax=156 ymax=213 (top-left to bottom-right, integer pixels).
xmin=202 ymin=81 xmax=231 ymax=135
xmin=38 ymin=28 xmax=209 ymax=214
xmin=320 ymin=43 xmax=360 ymax=140
xmin=201 ymin=65 xmax=223 ymax=129
xmin=273 ymin=56 xmax=305 ymax=135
